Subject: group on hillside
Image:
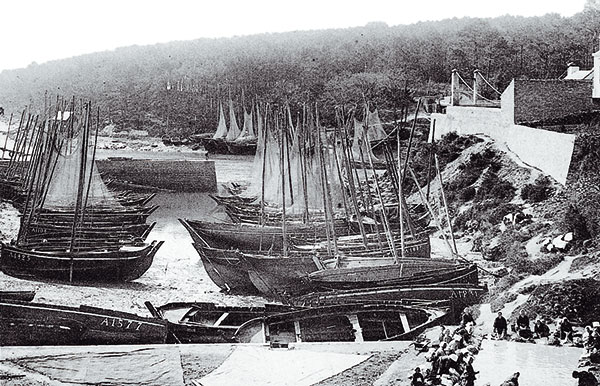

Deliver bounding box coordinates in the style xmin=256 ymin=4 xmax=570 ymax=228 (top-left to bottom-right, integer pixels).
xmin=492 ymin=309 xmax=578 ymax=345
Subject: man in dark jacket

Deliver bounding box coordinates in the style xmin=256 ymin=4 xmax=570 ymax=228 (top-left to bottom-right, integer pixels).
xmin=493 ymin=311 xmax=508 ymax=339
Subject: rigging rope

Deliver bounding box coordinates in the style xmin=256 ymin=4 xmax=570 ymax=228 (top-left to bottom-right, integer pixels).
xmin=455 ymin=72 xmax=500 ymax=105
xmin=478 ymin=72 xmax=502 ymax=95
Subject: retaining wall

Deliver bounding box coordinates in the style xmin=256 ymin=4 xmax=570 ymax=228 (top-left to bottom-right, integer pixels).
xmin=96 ymin=159 xmax=217 ymax=192
xmin=431 ymin=106 xmax=576 ymax=185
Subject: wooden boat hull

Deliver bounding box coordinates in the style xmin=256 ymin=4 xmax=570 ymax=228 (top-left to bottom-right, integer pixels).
xmin=192 ymin=243 xmax=259 ymax=294
xmin=0 ymin=300 xmax=167 ymax=346
xmin=0 ymin=241 xmax=164 ymax=282
xmin=235 ymin=303 xmax=446 ymax=344
xmin=0 ymin=291 xmax=36 ymax=302
xmin=308 ymin=262 xmax=479 ymax=290
xmin=293 ymin=284 xmax=487 ymax=307
xmin=226 ymin=141 xmax=257 ymax=155
xmin=239 ymin=254 xmax=320 ymax=297
xmin=183 ymin=218 xmax=355 ymax=251
xmin=204 ymin=138 xmax=229 ymax=154
xmin=146 ymin=301 xmax=295 ymax=344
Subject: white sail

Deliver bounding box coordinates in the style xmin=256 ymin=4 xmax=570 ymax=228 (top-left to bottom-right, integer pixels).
xmin=366 ymin=109 xmax=387 ymax=141
xmin=235 ymin=108 xmax=256 ymax=142
xmin=44 ymin=130 xmax=122 ymax=209
xmin=225 ymin=99 xmax=241 ymax=141
xmin=351 ymin=118 xmax=380 ymax=163
xmin=212 ymin=102 xmax=228 ymax=140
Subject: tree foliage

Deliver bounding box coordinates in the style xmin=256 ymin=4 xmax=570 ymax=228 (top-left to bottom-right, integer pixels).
xmin=0 ymin=7 xmax=598 ymax=136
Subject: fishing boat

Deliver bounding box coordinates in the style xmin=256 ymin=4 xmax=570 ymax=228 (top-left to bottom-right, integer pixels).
xmin=307 ymin=260 xmax=478 ymax=290
xmin=1 ymin=240 xmax=164 ymax=282
xmin=205 ymin=99 xmax=240 ymax=154
xmin=238 ymin=253 xmax=324 ymax=297
xmin=226 ymin=105 xmax=258 ymax=155
xmin=292 ymin=282 xmax=487 ymax=308
xmin=0 ymin=102 xmax=163 ymax=283
xmin=226 ymin=140 xmax=257 ymax=155
xmin=26 ymin=221 xmax=156 ymax=240
xmin=191 ymin=242 xmax=259 ymax=293
xmin=234 ymin=303 xmax=447 ymax=344
xmin=145 ymin=301 xmax=295 ymax=343
xmin=0 ymin=290 xmax=36 ymax=302
xmin=182 ymin=218 xmax=356 ymax=251
xmin=0 ymin=299 xmax=167 ymax=346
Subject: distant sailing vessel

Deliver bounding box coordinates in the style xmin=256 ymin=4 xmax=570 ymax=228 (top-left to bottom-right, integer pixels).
xmin=202 ymin=98 xmax=260 ymax=155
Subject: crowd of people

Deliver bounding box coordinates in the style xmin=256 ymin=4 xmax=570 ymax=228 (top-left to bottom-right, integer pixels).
xmin=492 ymin=309 xmax=576 ymax=345
xmin=408 ymin=308 xmax=600 ymax=386
xmin=410 ymin=311 xmax=481 ymax=386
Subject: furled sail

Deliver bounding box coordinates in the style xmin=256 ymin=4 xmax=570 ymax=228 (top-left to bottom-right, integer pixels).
xmin=351 ymin=118 xmax=380 ymax=163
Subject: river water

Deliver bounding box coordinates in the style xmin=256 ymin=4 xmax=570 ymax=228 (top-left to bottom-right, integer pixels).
xmin=475 ymin=339 xmax=583 ymax=386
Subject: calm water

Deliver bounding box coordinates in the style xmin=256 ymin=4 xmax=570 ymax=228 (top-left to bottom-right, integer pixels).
xmin=475 ymin=339 xmax=583 ymax=386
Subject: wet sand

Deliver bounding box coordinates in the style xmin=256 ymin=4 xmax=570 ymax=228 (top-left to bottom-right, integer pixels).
xmin=0 ymin=155 xmax=266 ymax=317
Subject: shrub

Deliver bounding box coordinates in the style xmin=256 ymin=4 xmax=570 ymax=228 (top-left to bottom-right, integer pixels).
xmin=459 ymin=186 xmax=476 ymax=201
xmin=476 ymin=170 xmax=515 ymax=202
xmin=561 ymin=204 xmax=592 ymax=240
xmin=490 ymin=292 xmax=518 ymax=313
xmin=521 ymin=175 xmax=554 ymax=202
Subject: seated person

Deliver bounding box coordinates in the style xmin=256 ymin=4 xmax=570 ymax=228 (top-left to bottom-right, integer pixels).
xmin=534 ymin=319 xmax=551 ymax=338
xmin=558 ymin=316 xmax=574 ymax=342
xmin=493 ymin=311 xmax=508 ymax=339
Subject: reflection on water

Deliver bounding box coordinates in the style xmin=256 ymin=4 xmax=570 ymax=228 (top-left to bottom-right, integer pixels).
xmin=475 ymin=339 xmax=583 ymax=386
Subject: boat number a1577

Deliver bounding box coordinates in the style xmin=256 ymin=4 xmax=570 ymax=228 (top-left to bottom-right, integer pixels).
xmin=100 ymin=317 xmax=143 ymax=330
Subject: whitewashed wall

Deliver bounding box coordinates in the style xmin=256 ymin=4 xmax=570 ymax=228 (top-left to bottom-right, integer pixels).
xmin=430 ymin=106 xmax=575 ymax=185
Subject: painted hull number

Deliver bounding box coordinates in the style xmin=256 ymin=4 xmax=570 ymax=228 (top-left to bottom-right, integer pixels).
xmin=100 ymin=317 xmax=142 ymax=330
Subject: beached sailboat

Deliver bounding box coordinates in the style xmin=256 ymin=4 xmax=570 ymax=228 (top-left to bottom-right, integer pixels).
xmin=0 ymin=103 xmax=163 ymax=282
xmin=0 ymin=299 xmax=167 ymax=346
xmin=203 ymin=101 xmax=230 ymax=153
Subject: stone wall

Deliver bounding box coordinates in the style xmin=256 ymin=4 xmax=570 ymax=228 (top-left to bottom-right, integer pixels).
xmin=96 ymin=159 xmax=217 ymax=192
xmin=512 ymin=79 xmax=595 ymax=124
xmin=431 ymin=107 xmax=576 ymax=185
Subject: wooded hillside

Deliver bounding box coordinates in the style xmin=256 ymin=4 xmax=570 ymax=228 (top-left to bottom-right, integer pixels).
xmin=0 ymin=1 xmax=598 ymax=136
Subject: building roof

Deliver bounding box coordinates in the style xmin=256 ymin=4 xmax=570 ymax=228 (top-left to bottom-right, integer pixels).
xmin=564 ymin=69 xmax=594 ymax=80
